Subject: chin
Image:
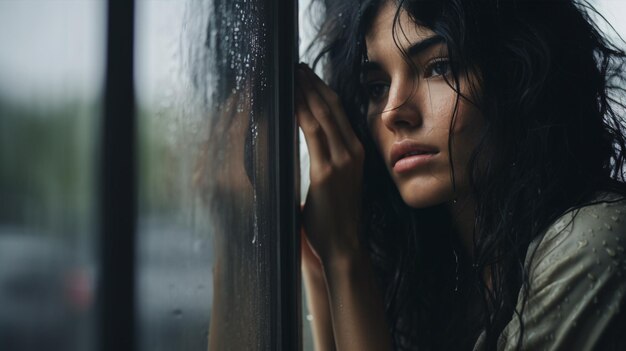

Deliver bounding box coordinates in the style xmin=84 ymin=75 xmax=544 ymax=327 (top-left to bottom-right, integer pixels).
xmin=397 ymin=178 xmax=454 ymax=209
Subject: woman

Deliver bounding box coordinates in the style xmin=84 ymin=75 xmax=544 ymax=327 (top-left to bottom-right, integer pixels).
xmin=296 ymin=0 xmax=626 ymax=350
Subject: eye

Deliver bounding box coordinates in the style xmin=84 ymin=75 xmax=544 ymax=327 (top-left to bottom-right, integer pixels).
xmin=365 ymin=82 xmax=389 ymax=102
xmin=424 ymin=58 xmax=451 ymax=78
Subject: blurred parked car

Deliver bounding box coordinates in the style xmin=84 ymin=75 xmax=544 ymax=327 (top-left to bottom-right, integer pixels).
xmin=0 ymin=228 xmax=94 ymax=351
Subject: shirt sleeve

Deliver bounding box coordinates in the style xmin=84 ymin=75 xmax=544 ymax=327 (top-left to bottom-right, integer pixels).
xmin=493 ymin=199 xmax=626 ymax=351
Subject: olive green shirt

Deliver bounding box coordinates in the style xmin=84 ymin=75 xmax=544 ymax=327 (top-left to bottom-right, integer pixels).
xmin=473 ymin=194 xmax=626 ymax=350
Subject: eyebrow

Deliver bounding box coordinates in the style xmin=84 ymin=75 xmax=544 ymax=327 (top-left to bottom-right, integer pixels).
xmin=363 ymin=35 xmax=445 ymax=73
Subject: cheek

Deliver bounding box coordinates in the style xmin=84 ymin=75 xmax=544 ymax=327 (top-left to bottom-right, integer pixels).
xmin=425 ymin=74 xmax=482 ymax=133
xmin=451 ymin=103 xmax=483 ymax=150
xmin=449 ymin=104 xmax=484 ymax=189
xmin=423 ymin=86 xmax=458 ymax=131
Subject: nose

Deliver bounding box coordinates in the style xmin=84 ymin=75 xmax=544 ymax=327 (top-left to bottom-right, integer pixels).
xmin=380 ymin=79 xmax=423 ymax=132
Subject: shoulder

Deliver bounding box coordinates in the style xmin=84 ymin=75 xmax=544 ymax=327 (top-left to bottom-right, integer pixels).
xmin=496 ymin=193 xmax=626 ymax=350
xmin=529 ymin=192 xmax=626 ymax=280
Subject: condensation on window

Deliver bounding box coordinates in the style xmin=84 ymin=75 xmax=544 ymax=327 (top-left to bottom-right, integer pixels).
xmin=135 ymin=0 xmax=274 ymax=349
xmin=0 ymin=1 xmax=105 ymax=350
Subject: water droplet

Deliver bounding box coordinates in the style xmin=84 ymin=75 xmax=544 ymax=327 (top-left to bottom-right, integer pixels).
xmin=587 ymin=273 xmax=596 ymax=281
xmin=591 ymin=213 xmax=599 ymax=219
xmin=577 ymin=239 xmax=589 ymax=249
xmin=612 ymin=215 xmax=620 ymax=222
xmin=606 ymin=248 xmax=616 ymax=257
xmin=592 ymin=247 xmax=597 ymax=253
xmin=603 ymin=240 xmax=608 ymax=247
xmin=604 ymin=223 xmax=613 ymax=231
xmin=306 ymin=314 xmax=313 ymax=321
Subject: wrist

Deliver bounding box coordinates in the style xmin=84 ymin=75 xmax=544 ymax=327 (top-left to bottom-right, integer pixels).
xmin=302 ymin=258 xmax=325 ymax=281
xmin=321 ymin=245 xmax=368 ymax=282
xmin=317 ymin=225 xmax=363 ymax=269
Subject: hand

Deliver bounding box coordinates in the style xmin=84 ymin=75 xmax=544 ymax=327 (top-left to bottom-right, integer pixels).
xmin=295 ymin=63 xmax=365 ymax=265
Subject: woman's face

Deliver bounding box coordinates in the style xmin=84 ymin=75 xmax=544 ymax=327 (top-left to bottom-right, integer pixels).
xmin=365 ymin=2 xmax=484 ymax=208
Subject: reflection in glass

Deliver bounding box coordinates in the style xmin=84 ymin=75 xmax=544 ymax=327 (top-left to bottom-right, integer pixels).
xmin=135 ymin=0 xmax=274 ymax=349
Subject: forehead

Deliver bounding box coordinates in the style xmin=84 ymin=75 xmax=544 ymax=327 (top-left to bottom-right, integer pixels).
xmin=365 ymin=1 xmax=435 ymax=56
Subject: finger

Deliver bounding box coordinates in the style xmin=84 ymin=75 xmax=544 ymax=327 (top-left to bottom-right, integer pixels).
xmin=295 ymin=79 xmax=331 ymax=166
xmin=300 ymin=64 xmax=362 ymax=154
xmin=297 ymin=66 xmax=349 ymax=158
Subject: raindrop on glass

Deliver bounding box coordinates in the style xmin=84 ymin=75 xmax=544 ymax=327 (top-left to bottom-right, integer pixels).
xmin=606 ymin=248 xmax=617 ymax=257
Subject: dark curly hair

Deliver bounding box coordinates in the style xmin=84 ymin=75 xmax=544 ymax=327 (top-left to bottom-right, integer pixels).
xmin=306 ymin=0 xmax=626 ymax=349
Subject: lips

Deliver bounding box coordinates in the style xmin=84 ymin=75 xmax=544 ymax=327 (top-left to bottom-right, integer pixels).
xmin=390 ymin=140 xmax=438 ymax=172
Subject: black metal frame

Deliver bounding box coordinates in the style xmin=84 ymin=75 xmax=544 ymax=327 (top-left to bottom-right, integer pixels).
xmin=99 ymin=1 xmax=136 ymax=351
xmin=272 ymin=0 xmax=301 ymax=349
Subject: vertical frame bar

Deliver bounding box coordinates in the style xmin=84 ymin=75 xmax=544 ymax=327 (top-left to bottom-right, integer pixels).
xmin=273 ymin=0 xmax=300 ymax=349
xmin=99 ymin=1 xmax=136 ymax=351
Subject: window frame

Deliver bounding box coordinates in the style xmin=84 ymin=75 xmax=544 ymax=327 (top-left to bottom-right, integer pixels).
xmin=271 ymin=0 xmax=301 ymax=349
xmin=99 ymin=1 xmax=136 ymax=350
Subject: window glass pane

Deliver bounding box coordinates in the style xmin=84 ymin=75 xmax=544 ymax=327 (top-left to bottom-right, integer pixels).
xmin=135 ymin=0 xmax=275 ymax=349
xmin=0 ymin=1 xmax=105 ymax=350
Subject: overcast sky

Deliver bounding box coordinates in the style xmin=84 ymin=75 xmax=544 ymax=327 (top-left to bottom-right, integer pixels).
xmin=0 ymin=0 xmax=624 ymax=104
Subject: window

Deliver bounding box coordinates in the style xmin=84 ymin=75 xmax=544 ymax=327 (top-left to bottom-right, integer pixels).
xmin=1 ymin=0 xmax=298 ymax=350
